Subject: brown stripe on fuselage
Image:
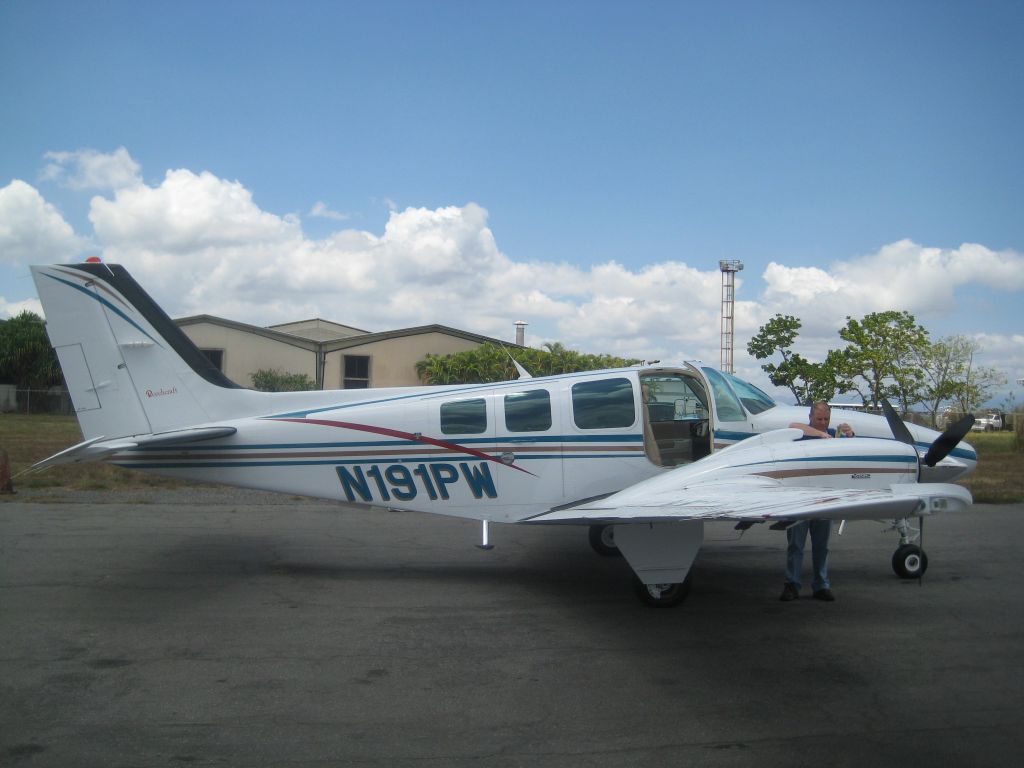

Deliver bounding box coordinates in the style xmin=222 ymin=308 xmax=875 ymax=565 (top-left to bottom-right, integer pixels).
xmin=755 ymin=467 xmax=910 ymax=480
xmin=114 ymin=443 xmax=643 ymax=463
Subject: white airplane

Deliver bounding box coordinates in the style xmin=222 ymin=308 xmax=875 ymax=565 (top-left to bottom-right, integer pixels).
xmin=30 ymin=261 xmax=978 ymax=605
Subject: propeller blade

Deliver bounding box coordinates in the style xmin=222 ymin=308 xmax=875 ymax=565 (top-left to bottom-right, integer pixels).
xmin=923 ymin=415 xmax=975 ymax=467
xmin=881 ymin=399 xmax=916 ymax=446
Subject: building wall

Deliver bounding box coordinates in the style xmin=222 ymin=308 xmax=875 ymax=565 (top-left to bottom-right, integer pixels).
xmin=180 ymin=324 xmax=316 ymax=388
xmin=323 ymin=333 xmax=483 ymax=388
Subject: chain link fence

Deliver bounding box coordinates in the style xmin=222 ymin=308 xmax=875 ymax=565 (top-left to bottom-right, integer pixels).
xmin=0 ymin=385 xmax=74 ymax=415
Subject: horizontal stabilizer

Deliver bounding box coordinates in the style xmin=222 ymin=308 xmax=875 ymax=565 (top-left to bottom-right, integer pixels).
xmin=132 ymin=426 xmax=237 ymax=447
xmin=32 ymin=426 xmax=237 ymax=470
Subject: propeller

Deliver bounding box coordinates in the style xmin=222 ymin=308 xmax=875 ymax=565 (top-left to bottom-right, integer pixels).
xmin=880 ymin=399 xmax=975 ymax=475
xmin=923 ymin=414 xmax=975 ymax=467
xmin=878 ymin=401 xmax=973 ymax=587
xmin=877 ymin=401 xmax=973 ymax=587
xmin=881 ymin=399 xmax=916 ymax=447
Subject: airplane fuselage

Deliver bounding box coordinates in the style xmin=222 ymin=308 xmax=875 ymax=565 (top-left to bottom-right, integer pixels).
xmin=30 ymin=262 xmax=979 ymax=604
xmin=105 ymin=365 xmax=973 ymax=523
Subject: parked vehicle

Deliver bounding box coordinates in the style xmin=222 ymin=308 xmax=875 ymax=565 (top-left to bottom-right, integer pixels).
xmin=971 ymin=412 xmax=1003 ymax=432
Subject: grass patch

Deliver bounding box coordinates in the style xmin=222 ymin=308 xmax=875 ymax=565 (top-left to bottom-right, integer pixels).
xmin=2 ymin=414 xmax=1022 ymax=502
xmin=0 ymin=414 xmax=190 ymax=491
xmin=955 ymin=431 xmax=1024 ymax=504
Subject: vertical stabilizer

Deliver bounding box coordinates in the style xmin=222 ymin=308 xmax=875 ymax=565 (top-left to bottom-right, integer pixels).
xmin=32 ymin=263 xmax=243 ymax=440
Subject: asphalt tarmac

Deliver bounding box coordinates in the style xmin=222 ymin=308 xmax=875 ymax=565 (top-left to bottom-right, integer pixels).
xmin=1 ymin=488 xmax=1022 ymax=767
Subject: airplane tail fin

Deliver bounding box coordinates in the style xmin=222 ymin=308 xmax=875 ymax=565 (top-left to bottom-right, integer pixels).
xmin=31 ymin=262 xmax=249 ymax=440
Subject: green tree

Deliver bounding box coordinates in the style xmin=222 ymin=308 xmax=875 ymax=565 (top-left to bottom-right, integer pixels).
xmin=416 ymin=342 xmax=640 ymax=385
xmin=0 ymin=311 xmax=62 ymax=389
xmin=251 ymin=368 xmax=316 ymax=392
xmin=831 ymin=310 xmax=929 ymax=413
xmin=746 ymin=314 xmax=836 ymax=404
xmin=914 ymin=335 xmax=982 ymax=426
xmin=947 ymin=350 xmax=1006 ymax=415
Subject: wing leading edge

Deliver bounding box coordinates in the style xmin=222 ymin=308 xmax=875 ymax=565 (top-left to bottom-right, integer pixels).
xmin=527 ymin=478 xmax=973 ymax=525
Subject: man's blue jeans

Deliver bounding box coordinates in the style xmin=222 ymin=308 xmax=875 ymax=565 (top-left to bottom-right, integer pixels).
xmin=785 ymin=519 xmax=832 ymax=591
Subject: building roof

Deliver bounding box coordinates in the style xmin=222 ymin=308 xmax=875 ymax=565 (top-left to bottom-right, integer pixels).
xmin=175 ymin=315 xmax=518 ymax=352
xmin=175 ymin=314 xmax=321 ymax=351
xmin=267 ymin=318 xmax=368 ymax=341
xmin=320 ymin=324 xmax=520 ymax=353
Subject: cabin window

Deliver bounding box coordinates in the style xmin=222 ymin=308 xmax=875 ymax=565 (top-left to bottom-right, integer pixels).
xmin=441 ymin=398 xmax=487 ymax=435
xmin=572 ymin=378 xmax=635 ymax=429
xmin=710 ymin=368 xmax=777 ymax=415
xmin=701 ymin=367 xmax=746 ymax=421
xmin=343 ymin=355 xmax=370 ymax=389
xmin=504 ymin=389 xmax=552 ymax=432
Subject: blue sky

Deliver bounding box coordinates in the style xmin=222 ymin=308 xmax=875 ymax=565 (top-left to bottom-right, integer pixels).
xmin=1 ymin=0 xmax=1022 ymax=404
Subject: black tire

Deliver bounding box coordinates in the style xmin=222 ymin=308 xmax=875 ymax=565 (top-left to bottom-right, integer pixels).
xmin=892 ymin=544 xmax=929 ymax=579
xmin=633 ymin=573 xmax=692 ymax=607
xmin=588 ymin=524 xmax=621 ymax=557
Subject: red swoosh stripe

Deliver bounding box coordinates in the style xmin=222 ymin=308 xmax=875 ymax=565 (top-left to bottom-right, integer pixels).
xmin=270 ymin=417 xmax=536 ymax=475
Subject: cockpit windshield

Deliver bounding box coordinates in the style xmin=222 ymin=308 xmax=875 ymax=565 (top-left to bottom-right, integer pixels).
xmin=701 ymin=367 xmax=777 ymax=418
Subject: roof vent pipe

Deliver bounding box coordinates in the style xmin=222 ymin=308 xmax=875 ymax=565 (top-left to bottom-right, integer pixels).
xmin=514 ymin=320 xmax=527 ymax=346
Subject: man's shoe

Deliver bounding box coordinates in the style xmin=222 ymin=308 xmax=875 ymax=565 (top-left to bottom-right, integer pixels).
xmin=813 ymin=588 xmax=835 ymax=602
xmin=779 ymin=583 xmax=799 ymax=601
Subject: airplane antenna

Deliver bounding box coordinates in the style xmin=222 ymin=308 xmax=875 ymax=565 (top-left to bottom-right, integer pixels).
xmin=501 ymin=346 xmax=532 ymax=379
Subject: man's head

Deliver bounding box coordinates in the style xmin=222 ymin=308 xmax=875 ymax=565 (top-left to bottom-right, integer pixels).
xmin=809 ymin=400 xmax=831 ymax=431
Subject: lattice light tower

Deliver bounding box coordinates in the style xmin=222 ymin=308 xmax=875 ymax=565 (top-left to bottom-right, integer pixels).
xmin=719 ymin=260 xmax=744 ymax=373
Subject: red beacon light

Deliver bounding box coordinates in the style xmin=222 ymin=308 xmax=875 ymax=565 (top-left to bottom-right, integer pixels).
xmin=84 ymin=256 xmax=102 ymax=263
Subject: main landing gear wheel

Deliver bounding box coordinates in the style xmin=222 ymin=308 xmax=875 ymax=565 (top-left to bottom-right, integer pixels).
xmin=633 ymin=573 xmax=692 ymax=607
xmin=588 ymin=524 xmax=621 ymax=557
xmin=892 ymin=544 xmax=928 ymax=579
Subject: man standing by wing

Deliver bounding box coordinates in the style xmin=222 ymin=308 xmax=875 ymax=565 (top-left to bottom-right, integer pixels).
xmin=779 ymin=401 xmax=855 ymax=602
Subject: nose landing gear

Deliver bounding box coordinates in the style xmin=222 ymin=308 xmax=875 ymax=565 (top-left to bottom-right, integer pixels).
xmin=892 ymin=543 xmax=928 ymax=579
xmin=889 ymin=517 xmax=929 ymax=579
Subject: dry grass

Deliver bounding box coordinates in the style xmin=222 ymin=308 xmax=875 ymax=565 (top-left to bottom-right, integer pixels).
xmin=0 ymin=414 xmax=188 ymax=491
xmin=2 ymin=414 xmax=1022 ymax=502
xmin=955 ymin=430 xmax=1024 ymax=504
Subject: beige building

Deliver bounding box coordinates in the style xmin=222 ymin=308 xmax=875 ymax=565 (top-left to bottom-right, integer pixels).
xmin=176 ymin=314 xmax=513 ymax=389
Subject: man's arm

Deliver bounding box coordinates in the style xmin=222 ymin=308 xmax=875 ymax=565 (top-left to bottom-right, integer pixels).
xmin=788 ymin=423 xmax=833 ymax=438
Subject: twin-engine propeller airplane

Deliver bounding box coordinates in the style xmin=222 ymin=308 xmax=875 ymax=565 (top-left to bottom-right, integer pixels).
xmin=30 ymin=262 xmax=978 ymax=605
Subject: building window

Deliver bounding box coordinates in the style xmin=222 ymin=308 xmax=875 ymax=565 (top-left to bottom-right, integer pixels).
xmin=200 ymin=349 xmax=224 ymax=371
xmin=343 ymin=355 xmax=370 ymax=388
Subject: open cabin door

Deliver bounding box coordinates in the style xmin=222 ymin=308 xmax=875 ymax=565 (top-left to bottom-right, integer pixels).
xmin=640 ymin=368 xmax=713 ymax=467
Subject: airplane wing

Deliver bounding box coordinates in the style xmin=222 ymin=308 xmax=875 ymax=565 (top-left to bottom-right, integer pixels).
xmin=526 ymin=476 xmax=972 ymax=525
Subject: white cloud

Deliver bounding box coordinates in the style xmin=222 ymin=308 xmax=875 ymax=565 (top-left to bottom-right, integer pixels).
xmin=751 ymin=241 xmax=1024 ymax=366
xmin=40 ymin=147 xmax=142 ymax=191
xmin=0 ymin=180 xmax=85 ymax=265
xmin=832 ymin=240 xmax=1024 ymax=313
xmin=972 ymin=333 xmax=1024 ymax=380
xmin=92 ymin=168 xmax=298 ymax=253
xmin=308 ymin=201 xmax=350 ymax=221
xmin=0 ymin=295 xmax=44 ymax=318
xmin=4 ymin=156 xmax=1021 ymax=402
